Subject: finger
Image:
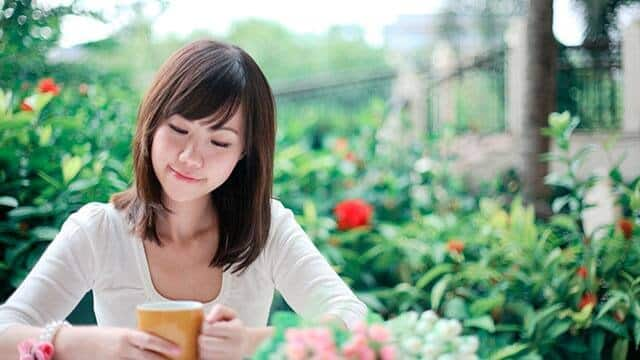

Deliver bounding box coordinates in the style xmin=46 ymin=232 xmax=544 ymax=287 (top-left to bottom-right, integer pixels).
xmin=126 ymin=347 xmax=167 ymax=360
xmin=201 ymin=318 xmax=243 ymax=337
xmin=205 ymin=304 xmax=237 ymax=323
xmin=199 ymin=336 xmax=231 ymax=358
xmin=127 ymin=330 xmax=182 ymax=358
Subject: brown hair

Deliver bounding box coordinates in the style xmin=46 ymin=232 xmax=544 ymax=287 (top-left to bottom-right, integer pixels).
xmin=111 ymin=40 xmax=276 ymax=274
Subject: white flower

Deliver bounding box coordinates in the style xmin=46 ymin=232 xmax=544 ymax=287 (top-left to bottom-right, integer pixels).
xmin=404 ymin=311 xmax=419 ymax=324
xmin=457 ymin=355 xmax=479 ymax=360
xmin=424 ymin=332 xmax=442 ymax=344
xmin=414 ymin=157 xmax=433 ymax=173
xmin=402 ymin=336 xmax=423 ymax=354
xmin=416 ymin=317 xmax=435 ymax=333
xmin=436 ymin=354 xmax=456 ymax=360
xmin=458 ymin=336 xmax=479 ymax=354
xmin=435 ymin=320 xmax=462 ymax=340
xmin=422 ymin=343 xmax=444 ymax=359
xmin=420 ymin=310 xmax=439 ymax=324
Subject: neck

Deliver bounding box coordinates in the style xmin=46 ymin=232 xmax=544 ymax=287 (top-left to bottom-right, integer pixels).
xmin=156 ymin=194 xmax=217 ymax=246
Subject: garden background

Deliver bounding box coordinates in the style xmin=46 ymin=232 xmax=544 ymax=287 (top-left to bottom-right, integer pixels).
xmin=1 ymin=0 xmax=640 ymax=359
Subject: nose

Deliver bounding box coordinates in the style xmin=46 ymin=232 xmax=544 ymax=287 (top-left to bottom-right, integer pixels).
xmin=177 ymin=141 xmax=203 ymax=169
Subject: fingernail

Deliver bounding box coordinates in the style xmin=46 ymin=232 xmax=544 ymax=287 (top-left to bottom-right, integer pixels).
xmin=172 ymin=347 xmax=182 ymax=356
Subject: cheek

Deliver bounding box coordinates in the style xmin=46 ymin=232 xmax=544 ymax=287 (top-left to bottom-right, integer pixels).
xmin=151 ymin=129 xmax=174 ymax=166
xmin=205 ymin=153 xmax=241 ymax=180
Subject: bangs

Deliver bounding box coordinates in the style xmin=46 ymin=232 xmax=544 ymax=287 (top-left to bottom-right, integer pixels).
xmin=164 ymin=49 xmax=246 ymax=128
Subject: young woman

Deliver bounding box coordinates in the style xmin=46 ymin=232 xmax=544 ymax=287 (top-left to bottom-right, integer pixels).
xmin=0 ymin=40 xmax=366 ymax=359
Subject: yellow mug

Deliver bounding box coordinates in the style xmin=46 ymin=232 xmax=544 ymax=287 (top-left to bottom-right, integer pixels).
xmin=136 ymin=301 xmax=204 ymax=360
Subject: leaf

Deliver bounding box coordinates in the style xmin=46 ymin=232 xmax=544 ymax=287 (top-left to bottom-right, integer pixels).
xmin=551 ymin=195 xmax=572 ymax=213
xmin=8 ymin=204 xmax=53 ymax=220
xmin=546 ymin=320 xmax=572 ymax=340
xmin=489 ymin=343 xmax=529 ymax=360
xmin=37 ymin=124 xmax=52 ymax=146
xmin=0 ymin=196 xmax=18 ymax=208
xmin=609 ymin=167 xmax=623 ymax=183
xmin=31 ymin=227 xmax=59 ymax=241
xmin=36 ymin=170 xmax=62 ymax=189
xmin=549 ymin=214 xmax=578 ymax=232
xmin=464 ymin=315 xmax=496 ymax=333
xmin=416 ymin=263 xmax=453 ymax=289
xmin=593 ymin=316 xmax=629 ymax=338
xmin=61 ymin=155 xmax=84 ymax=184
xmin=525 ymin=304 xmax=563 ymax=339
xmin=302 ymin=200 xmax=317 ymax=223
xmin=0 ymin=115 xmax=31 ymax=131
xmin=544 ymin=248 xmax=562 ymax=268
xmin=357 ymin=292 xmax=386 ymax=313
xmin=68 ymin=178 xmax=99 ymax=192
xmin=444 ymin=296 xmax=468 ymax=319
xmin=430 ymin=274 xmax=450 ymax=310
xmin=634 ymin=319 xmax=640 ymax=350
xmin=545 ymin=174 xmax=575 ymax=190
xmin=470 ymin=294 xmax=505 ymax=316
xmin=596 ymin=292 xmax=627 ymax=319
xmin=612 ymin=339 xmax=629 ymax=360
xmin=32 ymin=92 xmax=54 ymax=112
xmin=570 ymin=145 xmax=596 ymax=173
xmin=9 ymin=268 xmax=29 ymax=288
xmin=589 ymin=330 xmax=605 ymax=360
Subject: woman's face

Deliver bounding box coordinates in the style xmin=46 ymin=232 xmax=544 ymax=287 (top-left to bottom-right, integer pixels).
xmin=151 ymin=111 xmax=245 ymax=204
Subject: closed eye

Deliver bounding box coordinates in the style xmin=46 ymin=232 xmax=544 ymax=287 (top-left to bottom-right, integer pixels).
xmin=211 ymin=140 xmax=230 ymax=148
xmin=168 ymin=124 xmax=187 ymax=135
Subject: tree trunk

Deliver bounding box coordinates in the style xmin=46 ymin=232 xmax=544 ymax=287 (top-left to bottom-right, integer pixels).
xmin=522 ymin=0 xmax=555 ymax=217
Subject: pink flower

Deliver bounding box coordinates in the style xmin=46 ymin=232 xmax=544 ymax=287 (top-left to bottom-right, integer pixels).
xmin=285 ymin=328 xmax=338 ymax=359
xmin=342 ymin=333 xmax=374 ymax=360
xmin=379 ymin=345 xmax=397 ymax=360
xmin=352 ymin=321 xmax=368 ymax=335
xmin=286 ymin=329 xmax=305 ymax=344
xmin=367 ymin=324 xmax=390 ymax=343
xmin=17 ymin=339 xmax=54 ymax=360
xmin=286 ymin=342 xmax=307 ymax=360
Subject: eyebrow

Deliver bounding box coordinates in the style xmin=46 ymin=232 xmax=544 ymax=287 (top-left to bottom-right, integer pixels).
xmin=208 ymin=125 xmax=239 ymax=136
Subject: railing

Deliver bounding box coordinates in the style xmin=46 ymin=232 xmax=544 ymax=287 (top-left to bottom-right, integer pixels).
xmin=425 ymin=48 xmax=506 ymax=135
xmin=556 ymin=46 xmax=621 ymax=130
xmin=270 ymin=44 xmax=622 ymax=138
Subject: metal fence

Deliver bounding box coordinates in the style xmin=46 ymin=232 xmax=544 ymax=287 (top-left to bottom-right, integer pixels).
xmin=271 ymin=44 xmax=622 ymax=138
xmin=556 ymin=46 xmax=622 ymax=130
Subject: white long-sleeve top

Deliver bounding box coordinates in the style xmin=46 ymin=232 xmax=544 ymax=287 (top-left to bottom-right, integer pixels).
xmin=0 ymin=200 xmax=366 ymax=334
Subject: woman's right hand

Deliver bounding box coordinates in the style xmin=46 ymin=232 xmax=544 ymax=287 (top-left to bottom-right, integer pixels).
xmin=57 ymin=326 xmax=182 ymax=360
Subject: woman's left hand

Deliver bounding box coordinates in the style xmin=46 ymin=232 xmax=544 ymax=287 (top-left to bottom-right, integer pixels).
xmin=199 ymin=304 xmax=248 ymax=360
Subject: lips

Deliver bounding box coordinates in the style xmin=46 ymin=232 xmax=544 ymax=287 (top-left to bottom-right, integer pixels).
xmin=168 ymin=166 xmax=201 ymax=182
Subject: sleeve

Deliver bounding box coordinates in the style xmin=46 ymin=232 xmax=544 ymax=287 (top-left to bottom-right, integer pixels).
xmin=266 ymin=201 xmax=367 ymax=330
xmin=0 ymin=203 xmax=105 ymax=335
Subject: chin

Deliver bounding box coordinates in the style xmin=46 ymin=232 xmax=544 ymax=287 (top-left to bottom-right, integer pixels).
xmin=164 ymin=190 xmax=210 ymax=204
xmin=159 ymin=181 xmax=208 ymax=203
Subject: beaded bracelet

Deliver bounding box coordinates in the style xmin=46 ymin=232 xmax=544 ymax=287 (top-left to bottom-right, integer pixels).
xmin=17 ymin=320 xmax=70 ymax=360
xmin=39 ymin=320 xmax=71 ymax=344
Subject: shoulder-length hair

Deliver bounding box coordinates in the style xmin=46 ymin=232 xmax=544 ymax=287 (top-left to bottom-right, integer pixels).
xmin=111 ymin=39 xmax=276 ymax=274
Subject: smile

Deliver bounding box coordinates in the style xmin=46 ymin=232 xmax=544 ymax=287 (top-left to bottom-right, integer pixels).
xmin=168 ymin=166 xmax=202 ymax=183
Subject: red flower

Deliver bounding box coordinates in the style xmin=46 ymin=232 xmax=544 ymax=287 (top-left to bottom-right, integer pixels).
xmin=345 ymin=152 xmax=358 ymax=163
xmin=334 ymin=199 xmax=373 ymax=231
xmin=577 ymin=266 xmax=588 ymax=279
xmin=579 ymin=292 xmax=597 ymax=310
xmin=20 ymin=100 xmax=33 ymax=112
xmin=447 ymin=239 xmax=465 ymax=254
xmin=37 ymin=78 xmax=60 ymax=95
xmin=617 ymin=218 xmax=633 ymax=240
